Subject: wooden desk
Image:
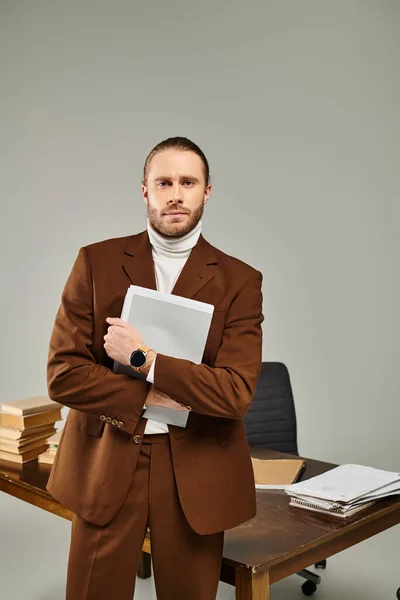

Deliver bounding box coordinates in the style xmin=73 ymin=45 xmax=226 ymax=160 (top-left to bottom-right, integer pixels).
xmin=1 ymin=448 xmax=400 ymax=599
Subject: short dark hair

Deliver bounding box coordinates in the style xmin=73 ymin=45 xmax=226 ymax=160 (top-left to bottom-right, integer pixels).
xmin=142 ymin=136 xmax=210 ymax=186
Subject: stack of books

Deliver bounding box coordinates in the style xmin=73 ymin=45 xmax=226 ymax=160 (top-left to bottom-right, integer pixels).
xmin=0 ymin=396 xmax=63 ymax=464
xmin=38 ymin=430 xmax=62 ymax=465
xmin=285 ymin=463 xmax=400 ymax=518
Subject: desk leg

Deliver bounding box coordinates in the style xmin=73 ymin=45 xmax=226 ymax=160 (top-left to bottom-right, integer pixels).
xmin=137 ymin=551 xmax=152 ymax=579
xmin=235 ymin=566 xmax=269 ymax=600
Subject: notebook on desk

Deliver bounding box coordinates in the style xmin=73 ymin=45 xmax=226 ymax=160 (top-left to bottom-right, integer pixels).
xmin=288 ymin=497 xmax=379 ymax=518
xmin=251 ymin=458 xmax=306 ymax=490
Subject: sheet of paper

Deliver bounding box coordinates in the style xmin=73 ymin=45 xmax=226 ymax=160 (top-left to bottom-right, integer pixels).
xmin=113 ymin=285 xmax=214 ymax=378
xmin=351 ymin=481 xmax=400 ymax=504
xmin=142 ymin=405 xmax=189 ymax=428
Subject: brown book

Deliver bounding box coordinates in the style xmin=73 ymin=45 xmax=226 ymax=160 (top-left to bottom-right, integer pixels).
xmin=0 ymin=423 xmax=56 ymax=440
xmin=0 ymin=445 xmax=48 ymax=464
xmin=251 ymin=458 xmax=305 ymax=488
xmin=0 ymin=430 xmax=55 ymax=453
xmin=0 ymin=396 xmax=62 ymax=416
xmin=0 ymin=426 xmax=56 ymax=445
xmin=38 ymin=450 xmax=55 ymax=465
xmin=0 ymin=436 xmax=52 ymax=455
xmin=0 ymin=408 xmax=62 ymax=430
xmin=46 ymin=430 xmax=62 ymax=446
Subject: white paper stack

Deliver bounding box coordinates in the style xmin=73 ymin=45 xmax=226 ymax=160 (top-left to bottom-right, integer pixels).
xmin=285 ymin=464 xmax=400 ymax=518
xmin=113 ymin=285 xmax=215 ymax=378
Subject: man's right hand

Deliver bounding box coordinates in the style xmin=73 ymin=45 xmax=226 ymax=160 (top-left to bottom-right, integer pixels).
xmin=145 ymin=385 xmax=188 ymax=411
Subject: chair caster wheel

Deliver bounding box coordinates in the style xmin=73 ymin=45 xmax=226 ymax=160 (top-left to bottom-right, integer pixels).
xmin=315 ymin=559 xmax=327 ymax=569
xmin=396 ymin=587 xmax=400 ymax=599
xmin=302 ymin=580 xmax=317 ymax=596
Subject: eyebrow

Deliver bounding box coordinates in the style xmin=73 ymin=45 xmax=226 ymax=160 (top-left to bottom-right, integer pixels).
xmin=154 ymin=176 xmax=200 ymax=183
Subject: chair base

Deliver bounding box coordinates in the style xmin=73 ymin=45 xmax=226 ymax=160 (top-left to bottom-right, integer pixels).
xmin=296 ymin=569 xmax=321 ymax=585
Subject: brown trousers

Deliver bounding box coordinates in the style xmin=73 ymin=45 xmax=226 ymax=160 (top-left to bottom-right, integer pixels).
xmin=66 ymin=426 xmax=224 ymax=600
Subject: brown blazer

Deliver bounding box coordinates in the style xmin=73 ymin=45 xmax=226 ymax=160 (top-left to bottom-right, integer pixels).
xmin=46 ymin=230 xmax=264 ymax=535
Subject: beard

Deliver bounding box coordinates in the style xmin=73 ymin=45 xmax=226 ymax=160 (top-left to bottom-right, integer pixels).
xmin=147 ymin=202 xmax=204 ymax=238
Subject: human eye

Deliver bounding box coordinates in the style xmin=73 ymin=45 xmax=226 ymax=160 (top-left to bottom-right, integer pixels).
xmin=183 ymin=180 xmax=194 ymax=187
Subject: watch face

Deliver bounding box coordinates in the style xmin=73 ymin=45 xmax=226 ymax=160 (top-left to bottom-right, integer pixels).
xmin=130 ymin=350 xmax=146 ymax=368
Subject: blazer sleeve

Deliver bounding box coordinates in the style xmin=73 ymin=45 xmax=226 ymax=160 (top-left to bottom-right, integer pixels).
xmin=46 ymin=246 xmax=149 ymax=436
xmin=153 ymin=270 xmax=264 ymax=420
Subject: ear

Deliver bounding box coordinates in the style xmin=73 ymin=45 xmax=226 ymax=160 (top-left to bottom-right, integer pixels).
xmin=141 ymin=183 xmax=148 ymax=204
xmin=204 ymin=183 xmax=212 ymax=204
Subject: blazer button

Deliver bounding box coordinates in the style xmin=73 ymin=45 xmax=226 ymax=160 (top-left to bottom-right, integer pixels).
xmin=111 ymin=419 xmax=118 ymax=426
xmin=100 ymin=415 xmax=106 ymax=421
xmin=106 ymin=417 xmax=112 ymax=424
xmin=133 ymin=435 xmax=143 ymax=444
xmin=117 ymin=421 xmax=123 ymax=428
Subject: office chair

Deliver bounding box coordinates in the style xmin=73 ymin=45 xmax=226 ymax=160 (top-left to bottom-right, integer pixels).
xmin=243 ymin=361 xmax=327 ymax=597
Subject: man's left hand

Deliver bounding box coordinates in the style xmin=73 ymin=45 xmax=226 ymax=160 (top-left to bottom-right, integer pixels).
xmin=104 ymin=317 xmax=143 ymax=365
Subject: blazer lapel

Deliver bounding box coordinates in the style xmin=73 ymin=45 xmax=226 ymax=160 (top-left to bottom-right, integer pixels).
xmin=122 ymin=231 xmax=157 ymax=291
xmin=171 ymin=234 xmax=217 ymax=299
xmin=121 ymin=230 xmax=217 ymax=300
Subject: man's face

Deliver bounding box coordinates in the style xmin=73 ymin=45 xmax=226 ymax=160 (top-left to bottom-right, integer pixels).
xmin=142 ymin=149 xmax=211 ymax=237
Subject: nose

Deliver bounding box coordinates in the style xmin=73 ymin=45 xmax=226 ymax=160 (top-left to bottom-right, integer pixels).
xmin=167 ymin=183 xmax=182 ymax=204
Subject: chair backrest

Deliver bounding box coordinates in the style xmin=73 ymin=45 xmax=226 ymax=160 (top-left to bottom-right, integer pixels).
xmin=243 ymin=362 xmax=298 ymax=455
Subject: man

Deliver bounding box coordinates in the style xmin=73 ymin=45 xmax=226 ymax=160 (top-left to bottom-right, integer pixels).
xmin=46 ymin=136 xmax=264 ymax=600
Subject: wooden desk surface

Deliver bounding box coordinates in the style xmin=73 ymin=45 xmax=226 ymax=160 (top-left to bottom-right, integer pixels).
xmin=1 ymin=446 xmax=400 ymax=582
xmin=224 ymin=448 xmax=400 ymax=579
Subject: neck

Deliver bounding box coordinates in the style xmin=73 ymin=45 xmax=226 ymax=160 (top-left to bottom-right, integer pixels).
xmin=147 ymin=218 xmax=202 ymax=257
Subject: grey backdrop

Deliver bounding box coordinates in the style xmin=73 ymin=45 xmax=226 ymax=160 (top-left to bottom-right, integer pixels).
xmin=0 ymin=1 xmax=399 ymax=599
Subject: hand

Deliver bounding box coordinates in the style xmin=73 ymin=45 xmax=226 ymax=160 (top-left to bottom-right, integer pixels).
xmin=104 ymin=317 xmax=143 ymax=365
xmin=145 ymin=385 xmax=188 ymax=411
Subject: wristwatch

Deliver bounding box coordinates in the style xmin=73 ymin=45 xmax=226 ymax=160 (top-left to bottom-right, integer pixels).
xmin=129 ymin=345 xmax=152 ymax=373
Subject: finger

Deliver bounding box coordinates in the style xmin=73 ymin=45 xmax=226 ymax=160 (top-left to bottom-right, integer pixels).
xmin=106 ymin=317 xmax=127 ymax=327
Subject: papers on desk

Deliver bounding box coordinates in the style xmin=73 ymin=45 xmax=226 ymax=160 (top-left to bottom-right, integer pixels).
xmin=113 ymin=285 xmax=214 ymax=378
xmin=285 ymin=464 xmax=400 ymax=518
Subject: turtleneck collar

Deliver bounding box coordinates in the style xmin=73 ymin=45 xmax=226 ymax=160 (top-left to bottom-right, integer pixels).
xmin=147 ymin=217 xmax=202 ymax=258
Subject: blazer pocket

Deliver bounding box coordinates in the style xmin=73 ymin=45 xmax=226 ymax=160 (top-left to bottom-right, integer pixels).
xmin=84 ymin=413 xmax=105 ymax=438
xmin=216 ymin=419 xmax=246 ymax=445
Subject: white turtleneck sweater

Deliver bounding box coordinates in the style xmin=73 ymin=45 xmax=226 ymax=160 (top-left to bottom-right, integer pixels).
xmin=143 ymin=217 xmax=202 ymax=434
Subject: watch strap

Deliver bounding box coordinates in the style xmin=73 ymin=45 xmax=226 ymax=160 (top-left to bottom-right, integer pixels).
xmin=138 ymin=344 xmax=151 ymax=353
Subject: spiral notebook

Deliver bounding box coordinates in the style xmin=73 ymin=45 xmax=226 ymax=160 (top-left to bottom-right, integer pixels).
xmin=288 ymin=497 xmax=378 ymax=518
